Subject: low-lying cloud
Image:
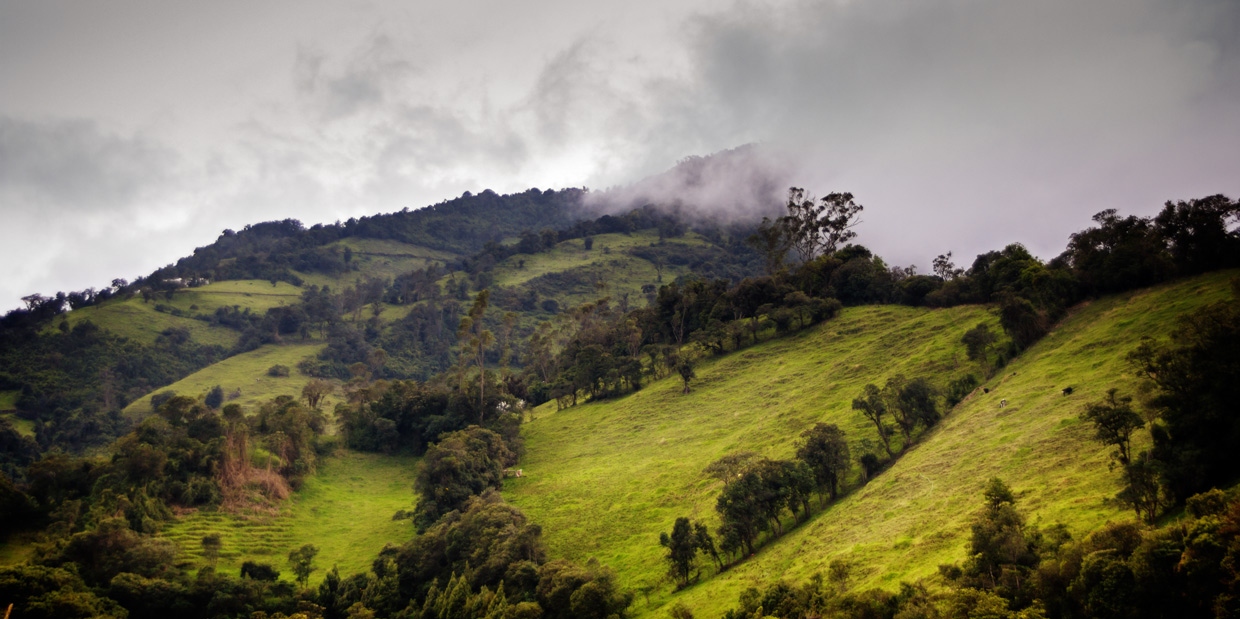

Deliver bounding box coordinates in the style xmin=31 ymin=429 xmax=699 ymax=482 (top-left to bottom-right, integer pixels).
xmin=1 ymin=0 xmax=1238 ymax=310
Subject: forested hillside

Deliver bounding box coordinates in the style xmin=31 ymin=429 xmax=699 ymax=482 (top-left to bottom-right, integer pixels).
xmin=0 ymin=181 xmax=1237 ymax=619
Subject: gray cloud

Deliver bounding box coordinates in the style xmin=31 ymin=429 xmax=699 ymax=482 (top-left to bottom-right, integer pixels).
xmin=0 ymin=116 xmax=178 ymax=214
xmin=2 ymin=0 xmax=1238 ymax=311
xmin=660 ymin=0 xmax=1240 ymax=266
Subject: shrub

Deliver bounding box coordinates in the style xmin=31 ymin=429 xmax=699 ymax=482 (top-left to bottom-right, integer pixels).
xmin=267 ymin=364 xmax=291 ymax=377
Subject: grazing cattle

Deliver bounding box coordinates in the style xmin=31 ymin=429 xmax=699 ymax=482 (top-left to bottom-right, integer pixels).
xmin=983 ymin=388 xmax=990 ymax=394
xmin=1000 ymin=399 xmax=1007 ymax=408
xmin=1062 ymin=386 xmax=1074 ymax=396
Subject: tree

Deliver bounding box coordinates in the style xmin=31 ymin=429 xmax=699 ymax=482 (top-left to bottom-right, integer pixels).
xmin=678 ymin=360 xmax=696 ymax=394
xmin=962 ymin=479 xmax=1039 ymax=595
xmin=204 ymin=385 xmax=224 ymax=409
xmin=301 ymin=379 xmax=334 ymax=410
xmin=458 ymin=290 xmax=495 ymax=423
xmin=693 ymin=522 xmax=722 ymax=571
xmin=1129 ymin=285 xmax=1240 ymax=502
xmin=933 ymin=252 xmax=963 ymax=280
xmin=961 ymin=323 xmax=998 ymax=363
xmin=1117 ymin=451 xmax=1164 ymax=524
xmin=891 ymin=377 xmax=940 ymax=444
xmin=998 ymin=294 xmax=1047 ymax=351
xmin=704 ymin=451 xmax=761 ymax=485
xmin=796 ymin=423 xmax=850 ymax=503
xmin=853 ymin=384 xmax=894 ymax=458
xmin=288 ymin=543 xmax=320 ymax=586
xmin=1080 ymin=388 xmax=1144 ymax=467
xmin=780 ymin=187 xmax=864 ymax=263
xmin=660 ymin=517 xmax=700 ymax=587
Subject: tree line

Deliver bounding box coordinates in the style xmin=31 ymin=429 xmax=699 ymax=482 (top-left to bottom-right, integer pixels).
xmin=703 ymin=480 xmax=1240 ymax=619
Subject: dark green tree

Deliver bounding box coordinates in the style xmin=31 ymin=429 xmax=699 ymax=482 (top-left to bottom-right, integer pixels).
xmin=796 ymin=423 xmax=850 ymax=503
xmin=961 ymin=323 xmax=997 ymax=363
xmin=1080 ymin=388 xmax=1144 ymax=467
xmin=853 ymin=384 xmax=894 ymax=458
xmin=678 ymin=360 xmax=696 ymax=394
xmin=660 ymin=517 xmax=701 ymax=588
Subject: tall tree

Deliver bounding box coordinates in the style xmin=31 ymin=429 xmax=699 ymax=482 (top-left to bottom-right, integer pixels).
xmin=1079 ymin=388 xmax=1144 ymax=467
xmin=458 ymin=290 xmax=495 ymax=423
xmin=796 ymin=423 xmax=851 ymax=503
xmin=659 ymin=517 xmax=700 ymax=588
xmin=780 ymin=187 xmax=864 ymax=263
xmin=853 ymin=384 xmax=894 ymax=458
xmin=288 ymin=543 xmax=320 ymax=586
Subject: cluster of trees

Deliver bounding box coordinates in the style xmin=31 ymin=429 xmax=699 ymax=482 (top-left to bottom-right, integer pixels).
xmin=525 ymin=272 xmax=845 ymax=409
xmin=852 ymin=376 xmax=943 ymax=460
xmin=658 ymin=423 xmax=854 ymax=588
xmin=0 ymin=319 xmax=226 ymax=456
xmin=1080 ymin=278 xmax=1240 ymax=523
xmin=0 ymin=391 xmax=336 ymax=618
xmin=658 ymin=362 xmax=960 ymax=594
xmin=711 ymin=481 xmax=1240 ymax=619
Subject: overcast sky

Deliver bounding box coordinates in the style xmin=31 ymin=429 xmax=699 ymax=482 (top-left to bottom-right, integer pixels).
xmin=2 ymin=0 xmax=1238 ymax=312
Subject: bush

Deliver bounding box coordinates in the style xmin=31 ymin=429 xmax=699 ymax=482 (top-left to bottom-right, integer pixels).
xmin=204 ymin=385 xmax=224 ymax=409
xmin=240 ymin=561 xmax=280 ymax=581
xmin=946 ymin=374 xmax=979 ymax=407
xmin=267 ymin=364 xmax=290 ymax=377
xmin=150 ymin=391 xmax=177 ymax=411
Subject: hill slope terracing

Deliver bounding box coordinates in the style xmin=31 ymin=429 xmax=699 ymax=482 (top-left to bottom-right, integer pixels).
xmin=505 ymin=270 xmax=1237 ymax=617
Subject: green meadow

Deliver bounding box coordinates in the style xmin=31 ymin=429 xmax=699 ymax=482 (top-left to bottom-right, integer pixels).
xmin=294 ymin=238 xmax=456 ymax=290
xmin=506 ymin=270 xmax=1238 ymax=617
xmin=123 ymin=342 xmax=342 ymax=417
xmin=490 ymin=231 xmax=701 ymax=289
xmin=157 ymin=280 xmax=303 ymax=315
xmin=0 ymin=390 xmax=30 ymax=438
xmin=58 ymin=295 xmax=240 ymax=348
xmin=160 ymin=450 xmax=419 ymax=585
xmin=505 ymin=302 xmax=998 ymax=609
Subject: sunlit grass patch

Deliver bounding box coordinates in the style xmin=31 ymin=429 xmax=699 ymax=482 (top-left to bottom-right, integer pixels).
xmin=161 ymin=450 xmax=418 ymax=584
xmin=123 ymin=342 xmax=341 ymax=417
xmin=507 ymin=271 xmax=1237 ymax=617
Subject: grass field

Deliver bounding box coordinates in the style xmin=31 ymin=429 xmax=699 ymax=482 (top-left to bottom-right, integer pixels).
xmin=491 ymin=231 xmax=698 ymax=288
xmin=505 ymin=302 xmax=998 ymax=610
xmin=506 ymin=271 xmax=1238 ymax=617
xmin=0 ymin=391 xmax=29 ymax=437
xmin=158 ymin=280 xmax=303 ymax=315
xmin=294 ymin=239 xmax=456 ymax=290
xmin=58 ymin=296 xmax=240 ymax=348
xmin=160 ymin=450 xmax=419 ymax=584
xmin=123 ymin=342 xmax=342 ymax=417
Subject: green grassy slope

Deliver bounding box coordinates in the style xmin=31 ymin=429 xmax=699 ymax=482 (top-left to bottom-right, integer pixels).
xmin=491 ymin=231 xmax=699 ymax=289
xmin=1 ymin=391 xmax=33 ymax=438
xmin=160 ymin=450 xmax=418 ymax=583
xmin=55 ymin=280 xmax=304 ymax=349
xmin=295 ymin=238 xmax=456 ymax=290
xmin=123 ymin=342 xmax=342 ymax=417
xmin=505 ymin=303 xmax=999 ymax=607
xmin=58 ymin=296 xmax=240 ymax=348
xmin=156 ymin=280 xmax=303 ymax=315
xmin=507 ymin=271 xmax=1237 ymax=617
